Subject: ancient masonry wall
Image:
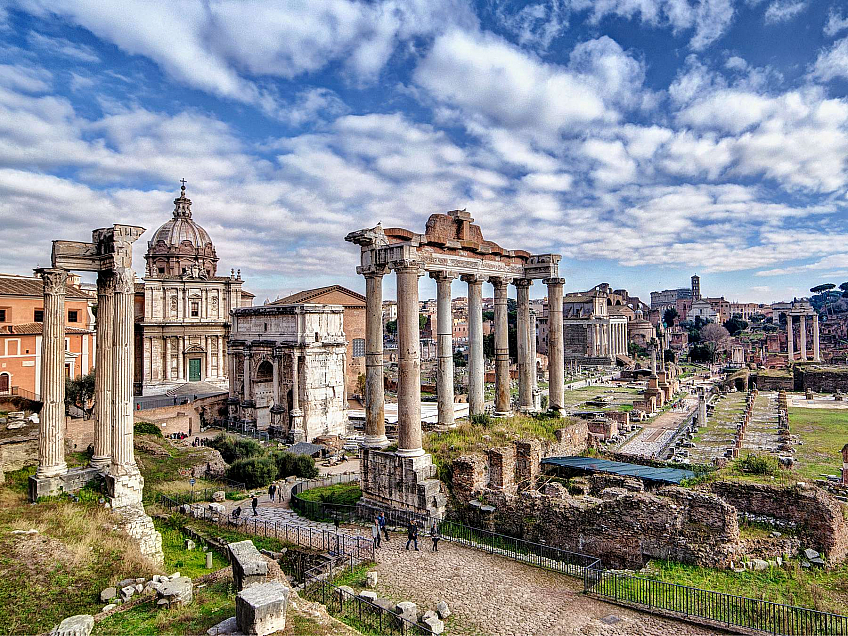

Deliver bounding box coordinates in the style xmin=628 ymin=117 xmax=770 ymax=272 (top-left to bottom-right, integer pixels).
xmin=795 ymin=367 xmax=848 ymax=392
xmin=708 ymin=481 xmax=848 ymax=562
xmin=453 ymin=478 xmax=741 ymax=570
xmin=360 ymin=448 xmax=447 ymax=518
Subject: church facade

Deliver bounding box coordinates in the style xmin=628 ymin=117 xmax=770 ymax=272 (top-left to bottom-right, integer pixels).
xmin=133 ymin=185 xmax=253 ymax=395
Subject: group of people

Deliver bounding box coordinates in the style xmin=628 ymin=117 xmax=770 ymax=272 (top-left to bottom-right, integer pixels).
xmin=371 ymin=514 xmax=439 ymax=552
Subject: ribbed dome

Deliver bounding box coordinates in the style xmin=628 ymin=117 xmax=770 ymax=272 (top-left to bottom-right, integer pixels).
xmin=145 ymin=184 xmax=218 ymax=277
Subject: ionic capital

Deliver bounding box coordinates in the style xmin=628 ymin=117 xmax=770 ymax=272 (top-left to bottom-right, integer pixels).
xmin=429 ymin=270 xmax=458 ymax=282
xmin=543 ymin=277 xmax=566 ymax=287
xmin=461 ymin=273 xmax=486 ymax=285
xmin=513 ymin=278 xmax=533 ymax=289
xmin=37 ymin=268 xmax=68 ymax=295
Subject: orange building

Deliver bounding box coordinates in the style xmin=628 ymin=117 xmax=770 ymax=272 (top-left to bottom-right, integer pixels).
xmin=0 ymin=273 xmax=95 ymax=397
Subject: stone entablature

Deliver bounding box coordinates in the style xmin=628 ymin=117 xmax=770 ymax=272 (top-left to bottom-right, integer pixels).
xmin=228 ymin=304 xmax=347 ymax=442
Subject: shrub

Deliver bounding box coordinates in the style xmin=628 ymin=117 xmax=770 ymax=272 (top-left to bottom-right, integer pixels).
xmin=270 ymin=451 xmax=319 ymax=479
xmin=208 ymin=433 xmax=263 ymax=464
xmin=739 ymin=453 xmax=779 ymax=476
xmin=134 ymin=422 xmax=163 ymax=437
xmin=469 ymin=413 xmax=492 ymax=426
xmin=226 ymin=456 xmax=277 ymax=488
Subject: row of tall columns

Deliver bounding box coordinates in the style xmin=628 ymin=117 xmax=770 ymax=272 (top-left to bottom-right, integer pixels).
xmin=91 ymin=271 xmax=114 ymax=470
xmin=493 ymin=278 xmax=510 ymax=415
xmin=516 ymin=280 xmax=533 ymax=411
xmin=396 ymin=263 xmax=423 ymax=457
xmin=433 ymin=272 xmax=455 ymax=428
xmin=786 ymin=314 xmax=821 ymax=362
xmin=546 ymin=278 xmax=565 ymax=410
xmin=465 ymin=276 xmax=485 ymax=415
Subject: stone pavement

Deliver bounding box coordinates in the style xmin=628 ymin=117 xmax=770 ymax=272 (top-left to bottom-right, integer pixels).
xmin=371 ymin=534 xmax=723 ymax=635
xmin=220 ymin=495 xmax=366 ymax=538
xmin=619 ymin=394 xmax=697 ymax=459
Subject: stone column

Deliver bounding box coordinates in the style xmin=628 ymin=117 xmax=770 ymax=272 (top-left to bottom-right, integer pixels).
xmin=800 ymin=315 xmax=807 ymax=361
xmin=396 ymin=262 xmax=424 ymax=457
xmin=206 ymin=335 xmax=213 ymax=379
xmin=787 ymin=315 xmax=794 ymax=362
xmin=515 ymin=279 xmax=533 ymax=411
xmin=291 ymin=353 xmax=300 ymax=412
xmin=650 ymin=341 xmax=657 ymax=375
xmin=91 ymin=270 xmax=114 ymax=470
xmin=143 ymin=337 xmax=152 ymax=382
xmin=464 ymin=275 xmax=485 ymax=415
xmin=177 ymin=336 xmax=184 ymax=380
xmin=363 ymin=271 xmax=388 ymax=447
xmin=545 ymin=278 xmax=565 ymax=411
xmin=431 ymin=271 xmax=456 ymax=428
xmin=111 ymin=268 xmax=137 ymax=471
xmin=243 ymin=348 xmax=252 ymax=401
xmin=217 ymin=336 xmax=224 ymax=378
xmin=36 ymin=268 xmax=68 ymax=479
xmin=163 ymin=337 xmax=171 ymax=381
xmin=529 ymin=312 xmax=538 ymax=406
xmin=271 ymin=350 xmax=280 ymax=405
xmin=492 ymin=277 xmax=510 ymax=415
xmin=698 ymin=390 xmax=708 ymax=427
xmin=813 ymin=315 xmax=821 ymax=361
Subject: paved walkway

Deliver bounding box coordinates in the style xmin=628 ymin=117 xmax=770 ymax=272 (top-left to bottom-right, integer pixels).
xmin=371 ymin=536 xmax=723 ymax=635
xmin=619 ymin=393 xmax=696 ymax=459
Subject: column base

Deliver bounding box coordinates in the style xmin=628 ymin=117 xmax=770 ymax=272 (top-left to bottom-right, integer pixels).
xmin=362 ymin=434 xmax=390 ymax=449
xmin=28 ymin=465 xmax=100 ymax=502
xmin=106 ymin=463 xmax=145 ymax=509
xmin=89 ymin=456 xmax=111 ymax=471
xmin=396 ymin=447 xmax=426 ymax=457
xmin=359 ymin=448 xmax=446 ymax=519
xmin=493 ymin=410 xmax=512 ymax=418
xmin=113 ymin=502 xmax=164 ymax=565
xmin=36 ymin=463 xmax=68 ymax=480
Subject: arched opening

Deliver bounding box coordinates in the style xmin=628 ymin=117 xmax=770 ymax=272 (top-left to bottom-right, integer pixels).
xmin=256 ymin=360 xmax=273 ymax=382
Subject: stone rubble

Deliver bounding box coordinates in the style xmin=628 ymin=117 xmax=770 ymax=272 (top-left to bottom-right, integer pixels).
xmin=50 ymin=614 xmax=94 ymax=636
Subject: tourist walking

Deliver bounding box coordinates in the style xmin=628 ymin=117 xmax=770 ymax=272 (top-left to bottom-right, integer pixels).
xmin=269 ymin=483 xmax=276 ymax=502
xmin=378 ymin=512 xmax=389 ymax=541
xmin=251 ymin=495 xmax=258 ymax=516
xmin=372 ymin=518 xmax=381 ymax=548
xmin=430 ymin=521 xmax=440 ymax=552
xmin=406 ymin=519 xmax=419 ymax=551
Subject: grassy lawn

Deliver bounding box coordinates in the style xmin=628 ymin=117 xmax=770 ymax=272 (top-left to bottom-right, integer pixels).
xmin=789 ymin=407 xmax=848 ymax=479
xmin=134 ymin=434 xmax=220 ymax=488
xmin=154 ymin=518 xmax=229 ymax=578
xmin=298 ymin=482 xmax=362 ymax=506
xmin=644 ymin=559 xmax=848 ymax=616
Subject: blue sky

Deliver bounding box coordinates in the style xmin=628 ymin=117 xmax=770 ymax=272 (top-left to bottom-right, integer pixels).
xmin=1 ymin=0 xmax=848 ymax=306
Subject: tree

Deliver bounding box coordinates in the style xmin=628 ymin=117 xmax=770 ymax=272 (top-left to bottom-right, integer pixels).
xmin=663 ymin=307 xmax=678 ymax=326
xmin=356 ymin=373 xmax=366 ymax=397
xmin=811 ymin=283 xmax=837 ymax=315
xmin=663 ymin=349 xmax=675 ymax=363
xmin=453 ymin=351 xmax=467 ymax=367
xmin=723 ymin=316 xmax=748 ymax=336
xmin=385 ymin=319 xmax=397 ymax=335
xmin=65 ymin=370 xmax=95 ymax=414
xmin=700 ymin=323 xmax=730 ymax=362
xmin=419 ymin=313 xmax=428 ymax=331
xmin=840 ymin=282 xmax=848 ymax=298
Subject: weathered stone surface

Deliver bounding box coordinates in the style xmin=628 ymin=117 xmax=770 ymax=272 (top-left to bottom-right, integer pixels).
xmin=358 ymin=590 xmax=378 ymax=603
xmin=236 ymin=580 xmax=290 ymax=636
xmin=185 ymin=539 xmax=195 ymax=551
xmin=421 ymin=613 xmax=445 ymax=634
xmin=212 ymin=490 xmax=226 ymax=502
xmin=120 ymin=585 xmax=135 ymax=601
xmin=51 ymin=614 xmax=94 ymax=636
xmin=395 ymin=601 xmax=418 ymax=624
xmin=228 ymin=540 xmax=268 ymax=591
xmin=100 ymin=587 xmax=116 ymax=602
xmin=156 ymin=576 xmax=193 ymax=608
xmin=209 ymin=502 xmax=226 ymax=516
xmin=365 ymin=571 xmax=378 ymax=588
xmin=102 ymin=604 xmax=117 ymax=613
xmin=436 ymin=600 xmax=450 ymax=619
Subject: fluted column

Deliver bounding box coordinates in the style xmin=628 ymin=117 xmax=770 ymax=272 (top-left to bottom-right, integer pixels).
xmin=363 ymin=271 xmax=388 ymax=447
xmin=814 ymin=315 xmax=821 ymax=361
xmin=787 ymin=315 xmax=794 ymax=362
xmin=463 ymin=275 xmax=485 ymax=415
xmin=800 ymin=315 xmax=807 ymax=361
xmin=272 ymin=350 xmax=280 ymax=405
xmin=91 ymin=271 xmax=114 ymax=470
xmin=291 ymin=352 xmax=300 ymax=412
xmin=36 ymin=268 xmax=68 ymax=479
xmin=163 ymin=336 xmax=171 ymax=381
xmin=396 ymin=262 xmax=423 ymax=457
xmin=217 ymin=336 xmax=224 ymax=378
xmin=492 ymin=277 xmax=510 ymax=415
xmin=177 ymin=337 xmax=184 ymax=380
xmin=545 ymin=278 xmax=565 ymax=411
xmin=516 ymin=279 xmax=533 ymax=411
xmin=111 ymin=268 xmax=136 ymax=471
xmin=432 ymin=271 xmax=456 ymax=427
xmin=243 ymin=347 xmax=252 ymax=401
xmin=529 ymin=311 xmax=538 ymax=404
xmin=205 ymin=335 xmax=212 ymax=379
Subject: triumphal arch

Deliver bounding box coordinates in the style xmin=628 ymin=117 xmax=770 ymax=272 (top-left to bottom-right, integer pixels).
xmin=346 ymin=210 xmax=563 ymax=517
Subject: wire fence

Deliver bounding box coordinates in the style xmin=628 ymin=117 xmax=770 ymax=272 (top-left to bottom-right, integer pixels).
xmin=585 ymin=568 xmax=848 ymax=635
xmin=159 ymin=494 xmax=375 ymax=561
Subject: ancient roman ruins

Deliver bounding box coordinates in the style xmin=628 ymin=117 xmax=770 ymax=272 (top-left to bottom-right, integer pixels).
xmin=29 ymin=224 xmax=162 ymax=562
xmin=346 ymin=210 xmax=562 ymax=516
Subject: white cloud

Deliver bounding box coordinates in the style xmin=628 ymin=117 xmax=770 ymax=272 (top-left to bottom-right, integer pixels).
xmin=493 ymin=0 xmax=569 ymax=50
xmin=27 ymin=31 xmax=100 ymax=62
xmin=763 ymin=0 xmax=807 ymax=24
xmin=811 ymin=36 xmax=848 ymax=82
xmin=824 ymin=8 xmax=848 ymax=37
xmin=521 ymin=172 xmax=573 ymax=191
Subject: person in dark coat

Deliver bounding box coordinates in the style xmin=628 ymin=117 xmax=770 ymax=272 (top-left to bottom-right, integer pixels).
xmin=378 ymin=512 xmax=389 ymax=541
xmin=406 ymin=520 xmax=419 ymax=551
xmin=251 ymin=495 xmax=258 ymax=516
xmin=269 ymin=483 xmax=277 ymax=502
xmin=430 ymin=521 xmax=440 ymax=552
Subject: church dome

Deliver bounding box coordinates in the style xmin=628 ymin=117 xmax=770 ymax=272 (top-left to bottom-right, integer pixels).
xmin=145 ymin=183 xmax=218 ymax=278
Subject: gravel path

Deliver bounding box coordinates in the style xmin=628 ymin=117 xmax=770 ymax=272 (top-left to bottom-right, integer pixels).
xmin=372 ymin=534 xmax=723 ymax=635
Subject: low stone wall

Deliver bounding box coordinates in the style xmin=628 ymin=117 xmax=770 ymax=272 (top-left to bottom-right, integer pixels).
xmin=751 ymin=373 xmax=794 ymax=391
xmin=454 ymin=479 xmax=741 ymax=569
xmin=795 ymin=366 xmax=848 ymax=392
xmin=707 ymin=481 xmax=848 ymax=562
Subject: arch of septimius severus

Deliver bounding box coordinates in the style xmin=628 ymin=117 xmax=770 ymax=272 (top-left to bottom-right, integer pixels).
xmin=346 ymin=210 xmax=562 ymax=517
xmin=29 ymin=224 xmax=162 ymax=563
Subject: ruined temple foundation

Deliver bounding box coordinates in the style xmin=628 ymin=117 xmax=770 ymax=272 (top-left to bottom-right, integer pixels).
xmin=347 ymin=212 xmax=561 ymax=517
xmin=27 ymin=225 xmax=163 ymax=564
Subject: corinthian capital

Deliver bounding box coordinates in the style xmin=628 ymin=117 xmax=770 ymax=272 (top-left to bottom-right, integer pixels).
xmin=113 ymin=268 xmax=134 ymax=294
xmin=37 ymin=268 xmax=68 ymax=295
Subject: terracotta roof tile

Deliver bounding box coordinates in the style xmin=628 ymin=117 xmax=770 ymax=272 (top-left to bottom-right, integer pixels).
xmin=0 ymin=322 xmax=92 ymax=335
xmin=0 ymin=275 xmax=91 ymax=300
xmin=270 ymin=285 xmax=365 ymax=306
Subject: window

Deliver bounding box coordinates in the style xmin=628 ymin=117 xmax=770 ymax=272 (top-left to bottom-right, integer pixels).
xmin=158 ymin=267 xmax=165 ymax=274
xmin=34 ymin=309 xmax=44 ymax=322
xmin=68 ymin=310 xmax=78 ymax=323
xmin=191 ymin=302 xmax=199 ymax=317
xmin=0 ymin=309 xmax=5 ymax=322
xmin=352 ymin=338 xmax=365 ymax=358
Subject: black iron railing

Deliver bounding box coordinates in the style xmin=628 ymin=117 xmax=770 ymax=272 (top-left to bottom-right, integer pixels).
xmin=159 ymin=494 xmax=375 ymax=561
xmin=585 ymin=568 xmax=848 ymax=635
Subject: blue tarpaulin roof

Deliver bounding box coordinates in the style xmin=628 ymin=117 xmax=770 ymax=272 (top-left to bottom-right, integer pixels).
xmin=541 ymin=456 xmax=695 ymax=484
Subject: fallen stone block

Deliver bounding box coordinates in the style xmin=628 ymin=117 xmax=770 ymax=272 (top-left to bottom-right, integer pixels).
xmin=421 ymin=612 xmax=445 ymax=634
xmin=236 ymin=580 xmax=290 ymax=636
xmin=100 ymin=587 xmax=116 ymax=603
xmin=436 ymin=600 xmax=451 ymax=619
xmin=156 ymin=576 xmax=193 ymax=609
xmin=209 ymin=502 xmax=226 ymax=516
xmin=102 ymin=604 xmax=116 ymax=613
xmin=120 ymin=585 xmax=135 ymax=602
xmin=751 ymin=559 xmax=769 ymax=571
xmin=185 ymin=539 xmax=196 ymax=551
xmin=228 ymin=540 xmax=268 ymax=591
xmin=212 ymin=490 xmax=226 ymax=502
xmin=334 ymin=585 xmax=355 ymax=603
xmin=357 ymin=590 xmax=378 ymax=603
xmin=365 ymin=571 xmax=378 ymax=588
xmin=395 ymin=601 xmax=418 ymax=624
xmin=803 ymin=548 xmax=820 ymax=561
xmin=51 ymin=615 xmax=94 ymax=636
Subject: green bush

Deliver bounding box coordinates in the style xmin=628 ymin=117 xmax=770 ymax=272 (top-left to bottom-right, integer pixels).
xmin=134 ymin=422 xmax=163 ymax=437
xmin=208 ymin=433 xmax=263 ymax=464
xmin=469 ymin=413 xmax=492 ymax=426
xmin=270 ymin=451 xmax=319 ymax=479
xmin=739 ymin=453 xmax=779 ymax=476
xmin=226 ymin=456 xmax=276 ymax=488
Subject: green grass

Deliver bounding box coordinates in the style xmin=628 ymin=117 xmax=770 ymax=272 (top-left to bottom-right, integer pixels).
xmin=788 ymin=407 xmax=848 ymax=479
xmin=156 ymin=510 xmax=293 ymax=555
xmin=331 ymin=562 xmax=373 ymax=588
xmin=154 ymin=519 xmax=228 ymax=578
xmin=134 ymin=434 xmax=219 ymax=488
xmin=298 ymin=482 xmax=362 ymax=506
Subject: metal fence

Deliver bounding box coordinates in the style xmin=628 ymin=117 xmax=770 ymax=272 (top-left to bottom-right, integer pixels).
xmin=303 ymin=578 xmax=434 ymax=635
xmin=585 ymin=568 xmax=848 ymax=635
xmin=0 ymin=386 xmax=40 ymax=402
xmin=160 ymin=494 xmax=375 ymax=561
xmin=439 ymin=520 xmax=601 ymax=578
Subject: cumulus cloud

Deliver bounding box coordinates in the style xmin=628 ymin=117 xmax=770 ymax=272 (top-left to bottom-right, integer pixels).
xmin=824 ymin=8 xmax=848 ymax=37
xmin=763 ymin=0 xmax=807 ymax=24
xmin=811 ymin=36 xmax=848 ymax=82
